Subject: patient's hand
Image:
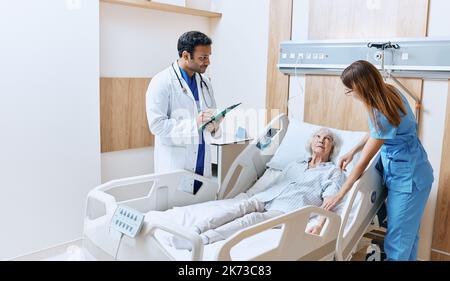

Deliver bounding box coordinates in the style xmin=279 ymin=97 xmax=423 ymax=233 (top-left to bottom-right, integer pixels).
xmin=307 ymin=215 xmax=326 ymax=235
xmin=306 ymin=225 xmax=323 ymax=235
xmin=322 ymin=193 xmax=344 ymax=211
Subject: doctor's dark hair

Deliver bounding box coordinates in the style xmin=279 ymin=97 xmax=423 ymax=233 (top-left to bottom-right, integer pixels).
xmin=177 ymin=31 xmax=212 ymax=58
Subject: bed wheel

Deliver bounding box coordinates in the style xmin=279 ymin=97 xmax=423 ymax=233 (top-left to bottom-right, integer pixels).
xmin=365 ymin=243 xmax=381 ymax=261
xmin=365 ymin=242 xmax=386 ymax=261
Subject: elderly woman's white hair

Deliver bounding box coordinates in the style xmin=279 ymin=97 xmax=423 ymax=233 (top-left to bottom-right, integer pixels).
xmin=305 ymin=128 xmax=342 ymax=162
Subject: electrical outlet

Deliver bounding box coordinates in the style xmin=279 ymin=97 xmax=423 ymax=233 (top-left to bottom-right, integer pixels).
xmin=111 ymin=205 xmax=145 ymax=238
xmin=374 ymin=51 xmax=383 ymax=61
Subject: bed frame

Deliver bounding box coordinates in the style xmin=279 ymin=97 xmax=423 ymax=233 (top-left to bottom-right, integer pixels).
xmin=82 ymin=114 xmax=385 ymax=260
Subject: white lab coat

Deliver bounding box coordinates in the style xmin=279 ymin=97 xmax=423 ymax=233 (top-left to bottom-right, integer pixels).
xmin=146 ymin=61 xmax=221 ymax=193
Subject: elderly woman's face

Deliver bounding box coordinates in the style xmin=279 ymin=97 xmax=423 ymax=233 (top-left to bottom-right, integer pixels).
xmin=311 ymin=130 xmax=334 ymax=159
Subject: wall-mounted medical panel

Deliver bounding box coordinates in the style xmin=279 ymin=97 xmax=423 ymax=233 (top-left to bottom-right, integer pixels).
xmin=278 ymin=38 xmax=450 ymax=79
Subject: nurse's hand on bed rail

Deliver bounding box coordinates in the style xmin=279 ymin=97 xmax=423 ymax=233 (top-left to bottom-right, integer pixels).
xmin=322 ymin=192 xmax=345 ymax=211
xmin=338 ymin=151 xmax=354 ymax=171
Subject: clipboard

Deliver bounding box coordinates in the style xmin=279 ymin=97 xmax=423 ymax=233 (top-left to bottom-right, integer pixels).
xmin=199 ymin=102 xmax=241 ymax=131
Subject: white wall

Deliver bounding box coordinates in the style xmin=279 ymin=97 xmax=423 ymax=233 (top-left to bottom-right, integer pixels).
xmin=100 ymin=2 xmax=211 ymax=77
xmin=0 ymin=1 xmax=100 ymax=260
xmin=209 ymin=0 xmax=270 ymax=138
xmin=101 ymin=147 xmax=154 ymax=183
xmin=418 ymin=81 xmax=448 ymax=260
xmin=417 ymin=0 xmax=450 ymax=260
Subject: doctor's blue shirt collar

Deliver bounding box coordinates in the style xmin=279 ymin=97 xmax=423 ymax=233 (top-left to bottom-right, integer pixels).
xmin=179 ymin=66 xmax=196 ymax=86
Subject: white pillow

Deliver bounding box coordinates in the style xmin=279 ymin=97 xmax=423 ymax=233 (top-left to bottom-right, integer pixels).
xmin=266 ymin=118 xmax=367 ymax=175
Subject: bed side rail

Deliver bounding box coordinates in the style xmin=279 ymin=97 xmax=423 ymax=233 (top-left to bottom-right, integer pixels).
xmin=83 ymin=170 xmax=219 ymax=260
xmin=85 ymin=170 xmax=218 ymax=222
xmin=335 ymin=153 xmax=386 ymax=261
xmin=141 ymin=218 xmax=205 ymax=261
xmin=215 ymin=206 xmax=341 ymax=261
xmin=218 ymin=114 xmax=289 ymax=199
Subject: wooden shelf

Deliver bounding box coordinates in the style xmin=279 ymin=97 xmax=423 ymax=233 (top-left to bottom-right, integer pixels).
xmin=100 ymin=0 xmax=222 ymax=18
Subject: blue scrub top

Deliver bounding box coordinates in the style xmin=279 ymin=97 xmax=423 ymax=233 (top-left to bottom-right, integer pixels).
xmin=368 ymin=93 xmax=434 ymax=193
xmin=179 ymin=67 xmax=205 ymax=194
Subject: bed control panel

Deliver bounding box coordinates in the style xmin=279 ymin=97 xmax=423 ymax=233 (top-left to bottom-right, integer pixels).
xmin=111 ymin=205 xmax=145 ymax=238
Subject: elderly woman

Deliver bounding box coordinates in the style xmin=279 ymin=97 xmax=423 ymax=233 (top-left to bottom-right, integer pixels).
xmin=171 ymin=128 xmax=346 ymax=249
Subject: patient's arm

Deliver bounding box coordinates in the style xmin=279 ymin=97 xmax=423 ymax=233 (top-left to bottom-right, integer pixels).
xmin=323 ymin=137 xmax=383 ymax=211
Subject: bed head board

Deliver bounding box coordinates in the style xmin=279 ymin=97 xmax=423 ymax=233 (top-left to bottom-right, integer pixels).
xmin=302 ymin=75 xmax=422 ymax=131
xmin=303 ymin=76 xmax=368 ymax=131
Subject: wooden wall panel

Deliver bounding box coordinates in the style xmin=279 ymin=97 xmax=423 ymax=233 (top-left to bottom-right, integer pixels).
xmin=389 ymin=78 xmax=424 ymax=118
xmin=265 ymin=0 xmax=292 ymax=123
xmin=100 ymin=77 xmax=154 ymax=153
xmin=304 ymin=76 xmax=423 ymax=131
xmin=431 ymin=80 xmax=450 ymax=258
xmin=431 ymin=251 xmax=450 ymax=261
xmin=305 ymin=0 xmax=428 ymax=131
xmin=304 ymin=76 xmax=368 ymax=131
xmin=308 ymin=0 xmax=429 ymax=40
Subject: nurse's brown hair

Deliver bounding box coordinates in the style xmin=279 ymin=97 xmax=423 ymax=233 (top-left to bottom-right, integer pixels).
xmin=340 ymin=60 xmax=406 ymax=130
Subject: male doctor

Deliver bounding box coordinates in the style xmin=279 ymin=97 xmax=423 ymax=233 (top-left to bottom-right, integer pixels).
xmin=146 ymin=31 xmax=222 ymax=194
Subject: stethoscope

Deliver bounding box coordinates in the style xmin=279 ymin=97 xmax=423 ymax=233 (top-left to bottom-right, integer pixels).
xmin=171 ymin=63 xmax=213 ymax=108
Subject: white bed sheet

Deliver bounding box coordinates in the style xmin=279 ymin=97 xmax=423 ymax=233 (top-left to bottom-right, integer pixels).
xmin=150 ymin=166 xmax=361 ymax=260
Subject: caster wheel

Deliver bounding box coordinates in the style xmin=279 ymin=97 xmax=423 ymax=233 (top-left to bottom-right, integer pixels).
xmin=366 ymin=243 xmax=381 ymax=261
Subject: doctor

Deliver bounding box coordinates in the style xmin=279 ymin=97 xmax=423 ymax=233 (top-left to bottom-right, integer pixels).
xmin=146 ymin=31 xmax=222 ymax=194
xmin=322 ymin=60 xmax=434 ymax=261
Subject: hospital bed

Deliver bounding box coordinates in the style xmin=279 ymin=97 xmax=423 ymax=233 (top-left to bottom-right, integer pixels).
xmin=82 ymin=114 xmax=386 ymax=261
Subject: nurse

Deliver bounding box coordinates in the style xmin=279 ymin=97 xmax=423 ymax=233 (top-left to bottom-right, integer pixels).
xmin=146 ymin=31 xmax=222 ymax=194
xmin=322 ymin=60 xmax=434 ymax=261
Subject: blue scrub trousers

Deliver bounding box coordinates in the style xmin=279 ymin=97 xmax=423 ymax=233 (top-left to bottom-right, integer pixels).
xmin=384 ymin=184 xmax=431 ymax=261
